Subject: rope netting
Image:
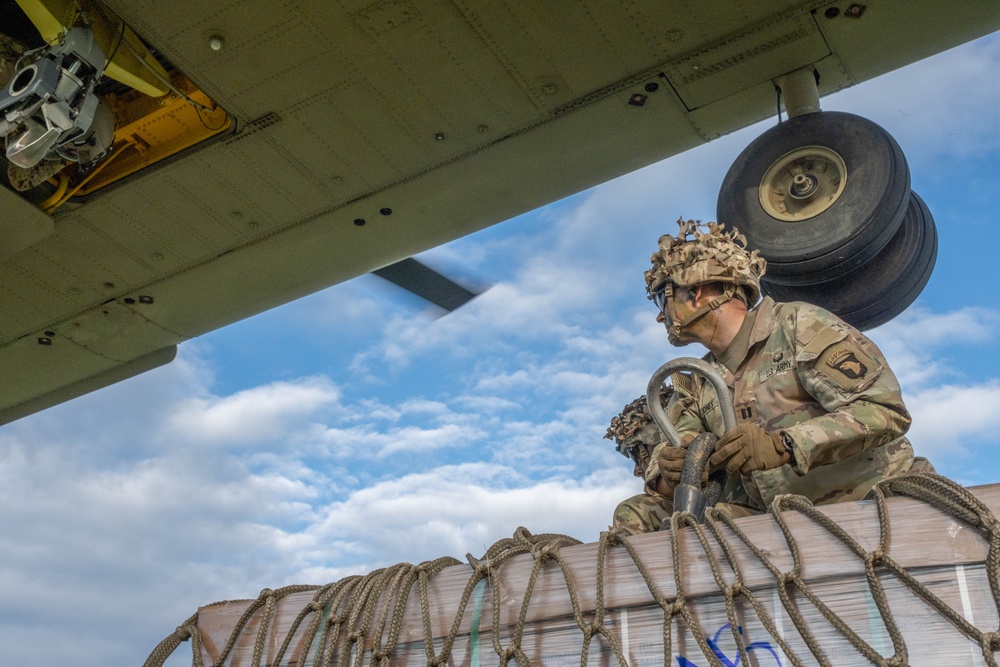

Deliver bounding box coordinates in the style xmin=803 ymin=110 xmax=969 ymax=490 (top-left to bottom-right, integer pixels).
xmin=144 ymin=473 xmax=1000 ymax=667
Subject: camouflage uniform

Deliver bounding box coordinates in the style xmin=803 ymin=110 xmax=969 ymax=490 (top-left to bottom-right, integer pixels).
xmin=606 ymin=394 xmax=673 ymax=536
xmin=608 ymin=393 xmax=756 ymax=536
xmin=643 ymin=219 xmax=932 ymax=512
xmin=613 ymin=491 xmax=674 ymax=535
xmin=613 ymin=479 xmax=758 ymax=534
xmin=661 ymin=296 xmax=925 ymax=510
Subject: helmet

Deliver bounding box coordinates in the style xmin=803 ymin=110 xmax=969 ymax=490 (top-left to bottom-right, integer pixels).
xmin=604 ymin=389 xmax=672 ymax=457
xmin=644 ymin=218 xmax=766 ymax=305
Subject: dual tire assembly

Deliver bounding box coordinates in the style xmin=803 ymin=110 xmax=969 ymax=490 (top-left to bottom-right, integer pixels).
xmin=716 ymin=111 xmax=937 ymax=330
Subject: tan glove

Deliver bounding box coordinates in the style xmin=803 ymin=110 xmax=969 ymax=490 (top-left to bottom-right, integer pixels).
xmin=710 ymin=423 xmax=789 ymax=476
xmin=656 ymin=440 xmax=708 ymax=491
xmin=657 ymin=444 xmax=687 ymax=486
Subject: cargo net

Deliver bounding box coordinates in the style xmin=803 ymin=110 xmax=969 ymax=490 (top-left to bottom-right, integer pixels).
xmin=145 ymin=473 xmax=1000 ymax=667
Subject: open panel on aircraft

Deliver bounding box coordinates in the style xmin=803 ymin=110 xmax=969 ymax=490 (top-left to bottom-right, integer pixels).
xmin=0 ymin=0 xmax=232 ymax=212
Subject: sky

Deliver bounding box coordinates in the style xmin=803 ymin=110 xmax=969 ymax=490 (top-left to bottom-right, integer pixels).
xmin=2 ymin=30 xmax=1000 ymax=667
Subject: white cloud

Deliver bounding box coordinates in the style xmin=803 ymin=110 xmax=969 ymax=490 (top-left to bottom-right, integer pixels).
xmin=874 ymin=305 xmax=1000 ymax=347
xmin=453 ymin=394 xmax=522 ymax=413
xmin=300 ymin=464 xmax=635 ymax=574
xmin=399 ymin=397 xmax=451 ymax=416
xmin=376 ymin=423 xmax=481 ymax=457
xmin=474 ymin=367 xmax=534 ymax=393
xmin=345 ymin=397 xmax=402 ymax=423
xmin=869 ymin=305 xmax=1000 ymax=389
xmin=275 ymin=278 xmax=387 ymax=333
xmin=905 ymin=381 xmax=1000 ymax=463
xmin=311 ymin=422 xmax=485 ymax=459
xmin=163 ymin=376 xmax=340 ymax=446
xmin=0 ymin=436 xmax=323 ymax=667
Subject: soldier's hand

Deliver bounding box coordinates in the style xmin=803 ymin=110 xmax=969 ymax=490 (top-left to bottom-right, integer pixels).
xmin=710 ymin=423 xmax=789 ymax=476
xmin=657 ymin=445 xmax=687 ymax=485
xmin=657 ymin=441 xmax=708 ymax=488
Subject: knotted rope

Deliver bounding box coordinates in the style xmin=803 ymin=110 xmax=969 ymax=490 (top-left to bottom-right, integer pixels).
xmin=144 ymin=473 xmax=1000 ymax=666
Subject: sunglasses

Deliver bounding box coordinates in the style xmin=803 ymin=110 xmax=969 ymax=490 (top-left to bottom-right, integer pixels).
xmin=650 ymin=283 xmax=670 ymax=313
xmin=627 ymin=444 xmax=654 ymax=470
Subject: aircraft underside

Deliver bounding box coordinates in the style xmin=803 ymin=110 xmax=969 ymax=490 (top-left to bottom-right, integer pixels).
xmin=0 ymin=0 xmax=996 ymax=421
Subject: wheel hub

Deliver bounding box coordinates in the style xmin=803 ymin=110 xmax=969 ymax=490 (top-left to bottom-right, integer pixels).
xmin=758 ymin=146 xmax=847 ymax=222
xmin=788 ymin=173 xmax=819 ymax=199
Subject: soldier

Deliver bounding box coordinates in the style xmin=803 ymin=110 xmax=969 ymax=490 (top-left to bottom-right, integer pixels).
xmin=607 ymin=389 xmax=756 ymax=535
xmin=605 ymin=391 xmax=681 ymax=535
xmin=644 ymin=219 xmax=932 ymax=514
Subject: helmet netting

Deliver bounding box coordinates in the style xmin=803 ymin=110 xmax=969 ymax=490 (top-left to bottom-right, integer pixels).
xmin=605 ymin=388 xmax=672 ymax=457
xmin=644 ymin=218 xmax=767 ymax=305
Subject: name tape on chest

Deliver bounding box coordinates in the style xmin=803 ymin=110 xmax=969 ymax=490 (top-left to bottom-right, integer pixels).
xmin=699 ymin=398 xmax=717 ymax=417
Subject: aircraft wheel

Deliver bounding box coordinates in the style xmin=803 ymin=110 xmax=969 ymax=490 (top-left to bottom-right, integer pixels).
xmin=761 ymin=191 xmax=937 ymax=330
xmin=717 ymin=111 xmax=910 ymax=285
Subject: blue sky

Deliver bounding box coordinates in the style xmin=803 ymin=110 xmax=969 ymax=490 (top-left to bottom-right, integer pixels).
xmin=1 ymin=32 xmax=999 ymax=667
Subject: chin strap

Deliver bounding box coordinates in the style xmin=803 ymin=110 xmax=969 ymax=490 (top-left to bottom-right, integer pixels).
xmin=666 ymin=283 xmax=737 ymax=338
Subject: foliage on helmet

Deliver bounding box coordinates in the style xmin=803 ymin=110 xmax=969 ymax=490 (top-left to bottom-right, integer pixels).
xmin=644 ymin=218 xmax=767 ymax=305
xmin=604 ymin=388 xmax=672 ymax=457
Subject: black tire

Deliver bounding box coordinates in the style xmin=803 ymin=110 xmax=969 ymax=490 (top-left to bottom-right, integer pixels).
xmin=717 ymin=111 xmax=910 ymax=284
xmin=761 ymin=191 xmax=937 ymax=331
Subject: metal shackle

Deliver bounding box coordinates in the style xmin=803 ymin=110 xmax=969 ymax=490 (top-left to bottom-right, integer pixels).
xmin=645 ymin=357 xmax=737 ymax=442
xmin=646 ymin=358 xmax=737 ymax=520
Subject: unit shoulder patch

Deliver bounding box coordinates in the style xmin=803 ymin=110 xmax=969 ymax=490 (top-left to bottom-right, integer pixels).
xmin=828 ymin=348 xmax=867 ymax=378
xmin=817 ymin=342 xmax=881 ymax=391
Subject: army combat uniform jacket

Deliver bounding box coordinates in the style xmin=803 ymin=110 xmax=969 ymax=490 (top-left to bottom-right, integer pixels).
xmin=662 ymin=297 xmax=916 ymax=510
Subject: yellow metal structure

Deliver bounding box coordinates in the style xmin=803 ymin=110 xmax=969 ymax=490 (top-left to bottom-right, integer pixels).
xmin=57 ymin=75 xmax=231 ymax=202
xmin=16 ymin=0 xmax=169 ymax=97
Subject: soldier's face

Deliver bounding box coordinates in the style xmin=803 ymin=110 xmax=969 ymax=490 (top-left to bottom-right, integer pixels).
xmin=667 ymin=329 xmax=697 ymax=347
xmin=626 ymin=442 xmax=654 ymax=477
xmin=655 ymin=285 xmax=699 ymax=346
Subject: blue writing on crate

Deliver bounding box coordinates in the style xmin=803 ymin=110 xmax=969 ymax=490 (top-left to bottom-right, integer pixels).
xmin=676 ymin=624 xmax=782 ymax=667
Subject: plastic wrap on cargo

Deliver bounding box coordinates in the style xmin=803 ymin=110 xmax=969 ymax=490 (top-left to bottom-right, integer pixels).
xmin=147 ymin=475 xmax=1000 ymax=667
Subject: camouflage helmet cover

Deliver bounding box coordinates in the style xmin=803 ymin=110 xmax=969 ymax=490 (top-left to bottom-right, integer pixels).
xmin=644 ymin=218 xmax=767 ymax=305
xmin=604 ymin=388 xmax=672 ymax=457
